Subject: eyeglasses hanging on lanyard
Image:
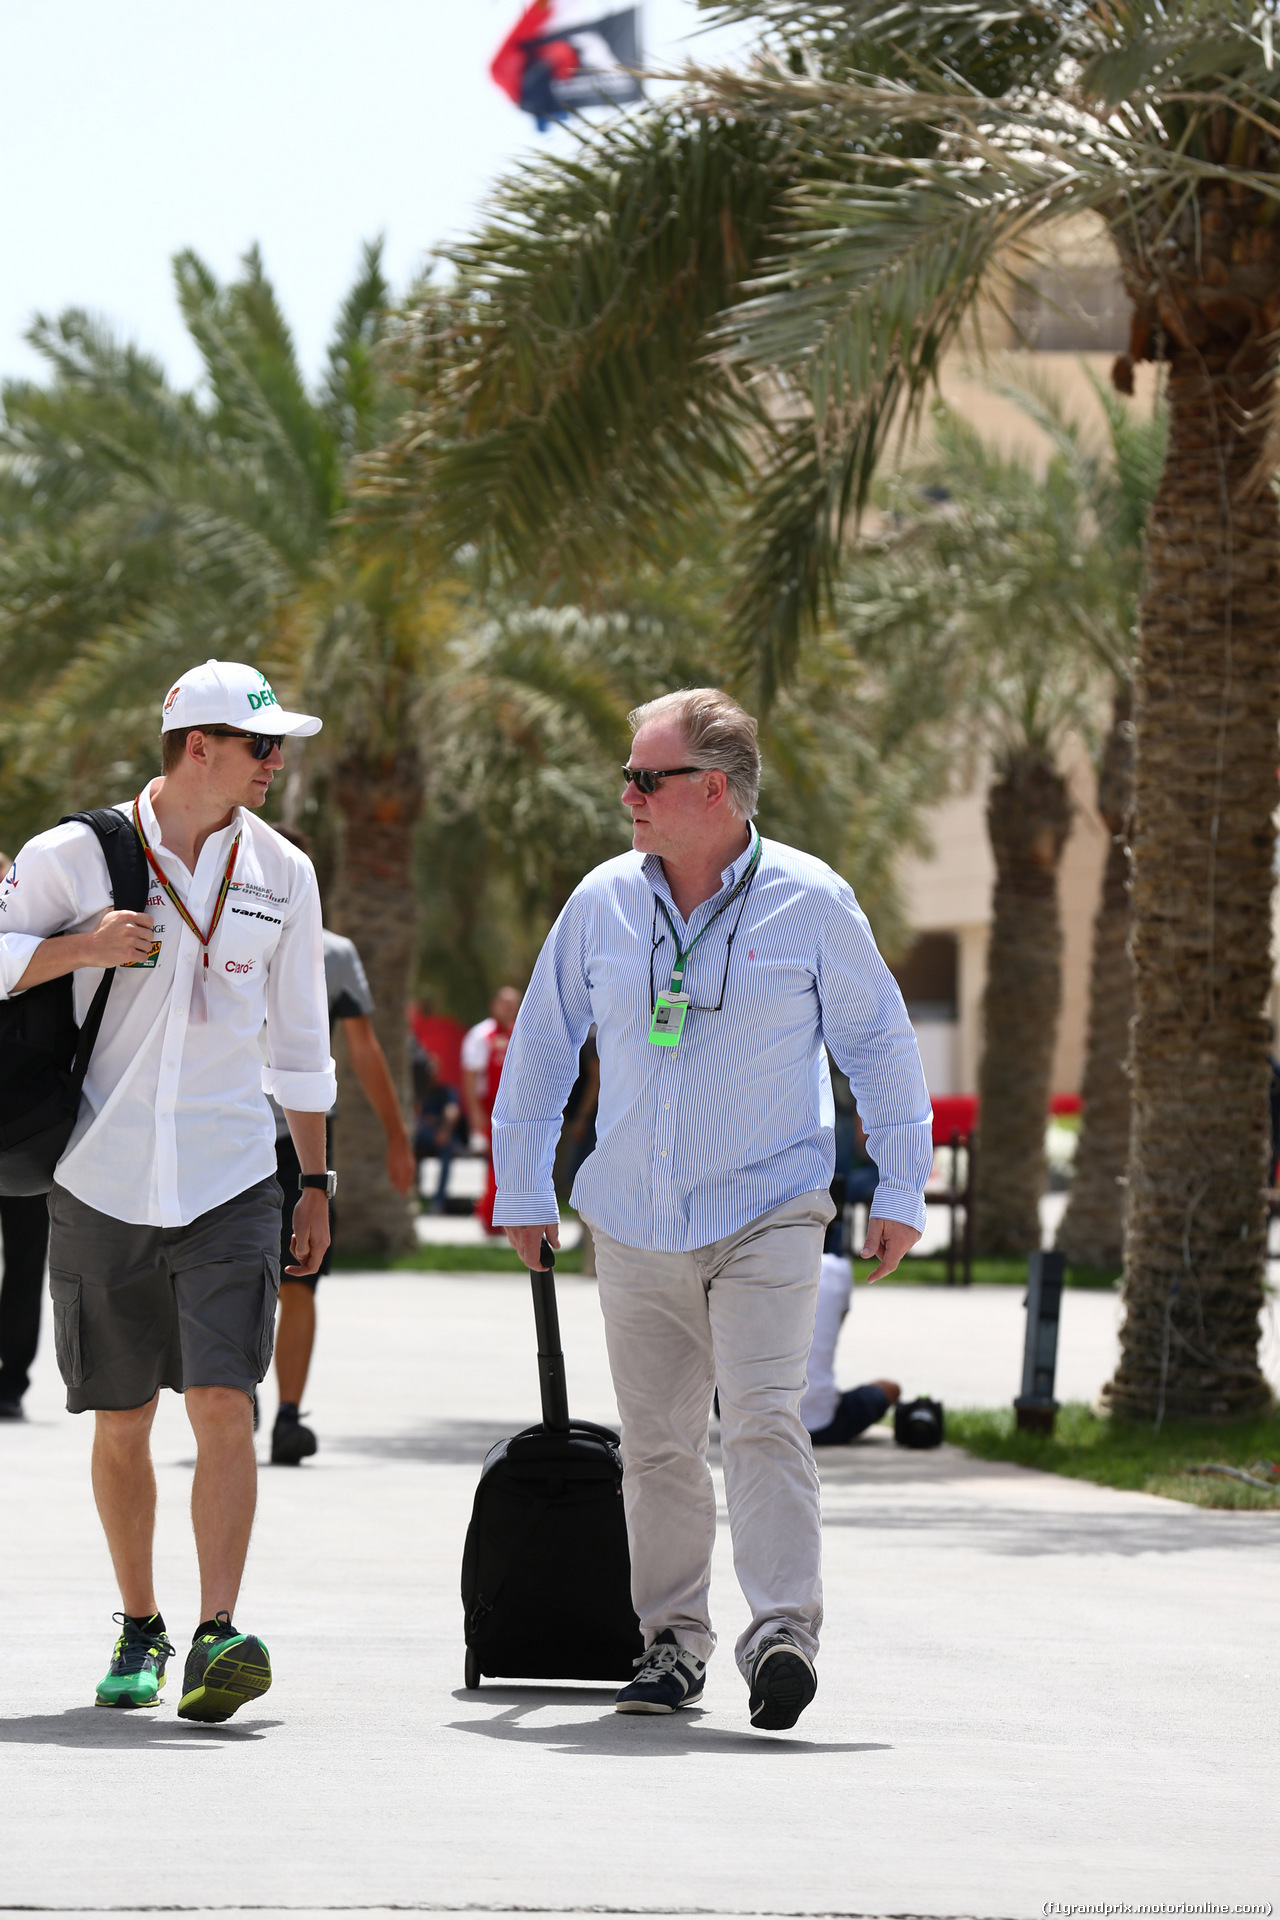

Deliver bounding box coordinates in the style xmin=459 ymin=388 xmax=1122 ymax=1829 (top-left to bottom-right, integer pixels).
xmin=648 ymin=830 xmax=762 ymax=1049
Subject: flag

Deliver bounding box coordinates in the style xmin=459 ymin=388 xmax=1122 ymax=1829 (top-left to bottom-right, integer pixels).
xmin=491 ymin=1 xmax=643 ymax=130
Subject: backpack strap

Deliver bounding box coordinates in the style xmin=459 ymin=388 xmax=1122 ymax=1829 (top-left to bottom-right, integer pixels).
xmin=56 ymin=807 xmax=151 ymax=1089
xmin=61 ymin=807 xmax=150 ymax=914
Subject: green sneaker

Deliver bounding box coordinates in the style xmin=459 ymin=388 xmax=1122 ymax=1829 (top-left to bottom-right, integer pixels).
xmin=95 ymin=1613 xmax=175 ymax=1709
xmin=177 ymin=1612 xmax=272 ymax=1724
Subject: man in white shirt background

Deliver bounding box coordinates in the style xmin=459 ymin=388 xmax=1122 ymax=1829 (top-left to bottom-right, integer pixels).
xmin=0 ymin=660 xmax=335 ymax=1724
xmin=461 ymin=985 xmax=521 ymax=1234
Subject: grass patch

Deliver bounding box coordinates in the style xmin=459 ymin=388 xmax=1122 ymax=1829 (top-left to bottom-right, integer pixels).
xmin=947 ymin=1401 xmax=1280 ymax=1508
xmin=868 ymin=1256 xmax=1120 ymax=1289
xmin=335 ymin=1242 xmax=1117 ymax=1285
xmin=332 ymin=1242 xmax=585 ymax=1274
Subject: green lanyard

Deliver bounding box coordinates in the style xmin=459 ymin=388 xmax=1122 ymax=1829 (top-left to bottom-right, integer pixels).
xmin=657 ymin=828 xmax=761 ymax=995
xmin=649 ymin=830 xmax=761 ymax=1048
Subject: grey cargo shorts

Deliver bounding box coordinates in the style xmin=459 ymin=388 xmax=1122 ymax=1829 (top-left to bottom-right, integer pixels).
xmin=47 ymin=1177 xmax=284 ymax=1413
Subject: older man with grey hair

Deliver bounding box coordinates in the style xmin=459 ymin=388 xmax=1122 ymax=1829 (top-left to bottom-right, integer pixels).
xmin=492 ymin=687 xmax=931 ymax=1730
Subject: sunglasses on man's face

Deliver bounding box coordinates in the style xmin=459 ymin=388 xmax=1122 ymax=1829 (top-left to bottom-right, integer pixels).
xmin=622 ymin=764 xmax=705 ymax=796
xmin=204 ymin=726 xmax=285 ymax=762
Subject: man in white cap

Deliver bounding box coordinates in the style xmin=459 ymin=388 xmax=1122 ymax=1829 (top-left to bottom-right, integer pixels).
xmin=0 ymin=660 xmax=335 ymax=1724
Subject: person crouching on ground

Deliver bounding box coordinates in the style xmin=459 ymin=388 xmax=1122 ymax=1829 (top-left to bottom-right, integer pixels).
xmin=802 ymin=1178 xmax=901 ymax=1447
xmin=491 ymin=687 xmax=932 ymax=1732
xmin=0 ymin=660 xmax=335 ymax=1723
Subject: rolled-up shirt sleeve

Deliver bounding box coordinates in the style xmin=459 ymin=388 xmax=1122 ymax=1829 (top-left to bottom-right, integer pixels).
xmin=0 ymin=827 xmax=87 ymax=999
xmin=491 ymin=896 xmax=594 ymax=1227
xmin=816 ymin=883 xmax=933 ymax=1233
xmin=261 ymin=856 xmax=337 ymax=1111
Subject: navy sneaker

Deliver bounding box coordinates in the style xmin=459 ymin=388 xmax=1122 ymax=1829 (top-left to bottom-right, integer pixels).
xmin=615 ymin=1629 xmax=706 ymax=1714
xmin=748 ymin=1632 xmax=817 ymax=1730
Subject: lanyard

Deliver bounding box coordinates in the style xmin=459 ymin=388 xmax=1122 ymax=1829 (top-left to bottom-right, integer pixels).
xmin=655 ymin=828 xmax=761 ymax=997
xmin=132 ymin=796 xmax=242 ymax=980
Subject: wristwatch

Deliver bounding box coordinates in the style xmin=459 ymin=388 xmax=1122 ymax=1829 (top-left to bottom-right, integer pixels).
xmin=299 ymin=1171 xmax=338 ymax=1199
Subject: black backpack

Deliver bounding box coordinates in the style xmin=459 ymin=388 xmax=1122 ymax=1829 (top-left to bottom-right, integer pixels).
xmin=0 ymin=809 xmax=149 ymax=1198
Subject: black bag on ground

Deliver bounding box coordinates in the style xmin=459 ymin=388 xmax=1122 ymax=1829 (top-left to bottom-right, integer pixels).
xmin=461 ymin=1237 xmax=643 ymax=1688
xmin=894 ymin=1396 xmax=945 ymax=1449
xmin=0 ymin=809 xmax=149 ymax=1197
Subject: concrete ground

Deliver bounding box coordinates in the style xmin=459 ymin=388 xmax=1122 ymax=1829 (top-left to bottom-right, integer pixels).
xmin=2 ymin=1272 xmax=1277 ymax=1920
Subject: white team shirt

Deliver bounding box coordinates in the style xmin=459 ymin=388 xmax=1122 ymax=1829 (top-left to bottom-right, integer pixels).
xmin=461 ymin=1016 xmax=499 ymax=1097
xmin=0 ymin=784 xmax=336 ymax=1227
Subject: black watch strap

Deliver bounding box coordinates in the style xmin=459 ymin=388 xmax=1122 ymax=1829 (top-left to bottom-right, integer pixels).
xmin=299 ymin=1171 xmax=337 ymax=1198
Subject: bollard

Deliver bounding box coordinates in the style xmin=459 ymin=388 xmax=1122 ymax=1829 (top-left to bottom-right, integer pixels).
xmin=1014 ymin=1249 xmax=1064 ymax=1435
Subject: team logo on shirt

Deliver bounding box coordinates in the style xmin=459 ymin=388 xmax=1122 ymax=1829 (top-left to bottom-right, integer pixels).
xmin=224 ymin=958 xmax=255 ymax=975
xmin=229 ymin=880 xmax=290 ymax=907
xmin=125 ymin=940 xmax=162 ymax=969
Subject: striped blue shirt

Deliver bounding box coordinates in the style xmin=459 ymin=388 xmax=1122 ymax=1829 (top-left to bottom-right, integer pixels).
xmin=492 ymin=832 xmax=933 ymax=1252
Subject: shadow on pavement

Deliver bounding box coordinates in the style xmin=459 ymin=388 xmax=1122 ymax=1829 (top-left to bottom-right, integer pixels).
xmin=450 ymin=1695 xmax=888 ymax=1757
xmin=0 ymin=1707 xmax=284 ymax=1747
xmin=819 ymin=1501 xmax=1276 ymax=1556
xmin=452 ymin=1685 xmax=618 ymax=1701
xmin=332 ymin=1420 xmax=520 ymax=1464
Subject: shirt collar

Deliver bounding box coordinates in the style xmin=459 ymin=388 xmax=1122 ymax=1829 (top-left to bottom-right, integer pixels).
xmin=641 ymin=824 xmax=759 ymax=917
xmin=137 ymin=783 xmax=245 ymax=878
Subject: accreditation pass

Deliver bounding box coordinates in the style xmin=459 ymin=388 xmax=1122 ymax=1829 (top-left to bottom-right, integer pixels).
xmin=648 ymin=991 xmax=690 ymax=1049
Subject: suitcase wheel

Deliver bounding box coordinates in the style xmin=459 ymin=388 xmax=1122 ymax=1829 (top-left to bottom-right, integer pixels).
xmin=464 ymin=1646 xmax=481 ymax=1691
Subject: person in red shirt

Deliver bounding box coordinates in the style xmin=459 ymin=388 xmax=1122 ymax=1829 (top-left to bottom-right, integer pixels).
xmin=461 ymin=986 xmax=522 ymax=1234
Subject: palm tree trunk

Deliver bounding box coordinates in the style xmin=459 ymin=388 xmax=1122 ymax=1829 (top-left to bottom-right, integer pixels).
xmin=973 ymin=755 xmax=1073 ymax=1257
xmin=1056 ymin=689 xmax=1134 ymax=1269
xmin=329 ymin=746 xmax=424 ymax=1259
xmin=1105 ymin=351 xmax=1278 ymax=1422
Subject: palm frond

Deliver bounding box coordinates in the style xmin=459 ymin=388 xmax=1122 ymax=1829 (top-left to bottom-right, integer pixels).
xmin=357 ymin=107 xmax=795 ymax=593
xmin=323 ymin=238 xmax=394 ymax=459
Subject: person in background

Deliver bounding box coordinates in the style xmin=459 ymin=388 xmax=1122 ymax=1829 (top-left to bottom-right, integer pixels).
xmin=462 ymin=985 xmax=522 ymax=1235
xmin=0 ymin=849 xmax=50 ymax=1422
xmin=411 ymin=1043 xmax=464 ymax=1213
xmin=563 ymin=1030 xmax=600 ymax=1186
xmin=268 ymin=828 xmax=415 ymax=1465
xmin=801 ymin=1178 xmax=901 ymax=1447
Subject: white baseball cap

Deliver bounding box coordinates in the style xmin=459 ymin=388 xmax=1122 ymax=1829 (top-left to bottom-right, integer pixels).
xmin=160 ymin=659 xmax=322 ymax=738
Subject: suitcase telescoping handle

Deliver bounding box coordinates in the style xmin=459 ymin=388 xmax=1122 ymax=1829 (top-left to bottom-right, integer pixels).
xmin=529 ymin=1235 xmax=570 ymax=1434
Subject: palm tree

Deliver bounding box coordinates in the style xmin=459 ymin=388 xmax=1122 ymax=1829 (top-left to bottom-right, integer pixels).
xmin=845 ymin=407 xmax=1108 ymax=1253
xmin=961 ymin=365 xmax=1166 ymax=1266
xmin=366 ymin=1 xmax=1280 ymax=1417
xmin=0 ymin=243 xmax=432 ymax=1254
xmin=1012 ymin=374 xmax=1169 ymax=1269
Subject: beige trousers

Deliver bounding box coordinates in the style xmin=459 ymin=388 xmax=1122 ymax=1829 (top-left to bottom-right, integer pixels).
xmin=589 ymin=1190 xmax=834 ymax=1676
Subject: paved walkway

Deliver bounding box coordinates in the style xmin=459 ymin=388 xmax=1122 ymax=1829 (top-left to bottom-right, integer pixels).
xmin=2 ymin=1274 xmax=1276 ymax=1920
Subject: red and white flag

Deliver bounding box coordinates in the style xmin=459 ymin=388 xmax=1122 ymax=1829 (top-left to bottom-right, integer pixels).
xmin=491 ymin=1 xmax=643 ymax=129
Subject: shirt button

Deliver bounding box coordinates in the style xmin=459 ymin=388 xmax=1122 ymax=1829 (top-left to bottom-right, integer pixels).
xmin=664 ymin=1103 xmax=671 ymax=1111
xmin=661 ymin=1150 xmax=668 ymax=1158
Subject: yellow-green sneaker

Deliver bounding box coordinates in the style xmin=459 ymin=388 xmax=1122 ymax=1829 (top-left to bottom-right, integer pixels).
xmin=177 ymin=1612 xmax=272 ymax=1724
xmin=95 ymin=1613 xmax=174 ymax=1709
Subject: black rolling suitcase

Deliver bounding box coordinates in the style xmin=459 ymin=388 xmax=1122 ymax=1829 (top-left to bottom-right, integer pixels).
xmin=461 ymin=1238 xmax=643 ymax=1689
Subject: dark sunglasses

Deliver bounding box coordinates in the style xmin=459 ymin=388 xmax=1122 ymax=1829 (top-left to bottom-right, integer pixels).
xmin=622 ymin=764 xmax=705 ymax=795
xmin=203 ymin=726 xmax=285 ymax=762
